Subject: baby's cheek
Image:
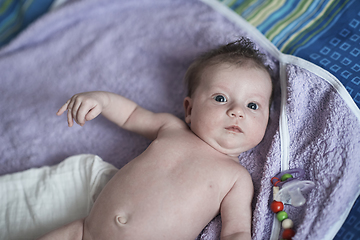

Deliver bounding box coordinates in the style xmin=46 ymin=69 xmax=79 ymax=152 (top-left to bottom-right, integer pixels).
xmin=251 ymin=122 xmax=267 ymax=143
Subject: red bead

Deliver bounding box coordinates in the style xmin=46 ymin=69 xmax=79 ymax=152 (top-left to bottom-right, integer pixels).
xmin=282 ymin=228 xmax=295 ymax=240
xmin=270 ymin=201 xmax=284 ymax=213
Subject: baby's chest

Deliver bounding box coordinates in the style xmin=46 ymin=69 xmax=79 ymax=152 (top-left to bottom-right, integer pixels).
xmin=140 ymin=137 xmax=239 ymax=197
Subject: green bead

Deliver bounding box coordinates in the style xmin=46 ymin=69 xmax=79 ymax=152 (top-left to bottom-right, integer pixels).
xmin=276 ymin=211 xmax=288 ymax=222
xmin=281 ymin=173 xmax=293 ymax=181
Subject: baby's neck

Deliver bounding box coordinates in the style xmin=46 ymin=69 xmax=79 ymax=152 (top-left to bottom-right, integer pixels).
xmin=189 ymin=130 xmax=240 ymax=163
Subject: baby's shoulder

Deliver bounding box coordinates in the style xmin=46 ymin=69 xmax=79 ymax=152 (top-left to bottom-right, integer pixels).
xmin=221 ymin=159 xmax=252 ymax=188
xmin=233 ymin=163 xmax=251 ymax=180
xmin=157 ymin=113 xmax=188 ymax=131
xmin=232 ymin=164 xmax=253 ymax=193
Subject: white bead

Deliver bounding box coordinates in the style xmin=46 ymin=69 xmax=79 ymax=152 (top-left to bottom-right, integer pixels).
xmin=282 ymin=218 xmax=294 ymax=229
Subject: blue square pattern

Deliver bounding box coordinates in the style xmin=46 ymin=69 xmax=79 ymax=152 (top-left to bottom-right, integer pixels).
xmin=320 ymin=46 xmax=331 ymax=55
xmin=330 ymin=37 xmax=341 ymax=46
xmin=340 ymin=42 xmax=351 ymax=51
xmin=350 ymin=34 xmax=360 ymax=41
xmin=352 ymin=64 xmax=360 ymax=72
xmin=330 ymin=64 xmax=341 ymax=72
xmin=348 ymin=216 xmax=357 ymax=225
xmin=341 ymin=70 xmax=352 ymax=79
xmin=343 ymin=232 xmax=355 ymax=239
xmin=352 ymin=77 xmax=360 ymax=85
xmin=355 ymin=221 xmax=360 ymax=231
xmin=320 ymin=58 xmax=331 ymax=66
xmin=303 ymin=11 xmax=360 ymax=111
xmin=349 ymin=19 xmax=360 ymax=28
xmin=331 ymin=52 xmax=341 ymax=60
xmin=350 ymin=48 xmax=360 ymax=57
xmin=340 ymin=28 xmax=351 ymax=37
xmin=312 ymin=19 xmax=360 ymax=103
xmin=341 ymin=58 xmax=352 ymax=66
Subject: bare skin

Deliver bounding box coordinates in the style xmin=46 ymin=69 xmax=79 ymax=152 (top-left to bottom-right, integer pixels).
xmin=39 ymin=63 xmax=272 ymax=240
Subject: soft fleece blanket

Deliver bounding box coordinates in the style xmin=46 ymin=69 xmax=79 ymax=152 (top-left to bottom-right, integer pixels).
xmin=1 ymin=0 xmax=360 ymax=239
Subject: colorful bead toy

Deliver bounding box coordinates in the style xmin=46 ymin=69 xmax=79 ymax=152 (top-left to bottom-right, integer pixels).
xmin=270 ymin=200 xmax=284 ymax=213
xmin=270 ymin=169 xmax=315 ymax=240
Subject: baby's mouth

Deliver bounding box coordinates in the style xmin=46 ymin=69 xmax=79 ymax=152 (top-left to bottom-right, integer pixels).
xmin=225 ymin=125 xmax=243 ymax=133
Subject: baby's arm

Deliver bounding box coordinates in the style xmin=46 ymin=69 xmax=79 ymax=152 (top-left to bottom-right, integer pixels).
xmin=57 ymin=91 xmax=178 ymax=140
xmin=220 ymin=168 xmax=254 ymax=240
xmin=37 ymin=219 xmax=84 ymax=240
xmin=57 ymin=91 xmax=137 ymax=128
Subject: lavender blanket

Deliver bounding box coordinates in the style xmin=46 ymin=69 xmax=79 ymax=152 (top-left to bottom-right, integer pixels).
xmin=1 ymin=0 xmax=360 ymax=239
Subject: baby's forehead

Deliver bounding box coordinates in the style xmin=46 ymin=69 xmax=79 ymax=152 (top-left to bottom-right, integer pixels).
xmin=200 ymin=61 xmax=271 ymax=82
xmin=198 ymin=62 xmax=272 ymax=96
xmin=203 ymin=59 xmax=269 ymax=74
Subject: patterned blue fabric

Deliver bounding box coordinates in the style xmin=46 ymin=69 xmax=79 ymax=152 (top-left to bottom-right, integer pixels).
xmin=296 ymin=2 xmax=360 ymax=108
xmin=0 ymin=0 xmax=54 ymax=48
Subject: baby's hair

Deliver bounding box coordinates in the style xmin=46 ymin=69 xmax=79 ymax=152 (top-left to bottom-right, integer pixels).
xmin=184 ymin=37 xmax=272 ymax=98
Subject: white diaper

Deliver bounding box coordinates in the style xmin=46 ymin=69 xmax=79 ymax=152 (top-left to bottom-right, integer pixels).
xmin=0 ymin=154 xmax=118 ymax=240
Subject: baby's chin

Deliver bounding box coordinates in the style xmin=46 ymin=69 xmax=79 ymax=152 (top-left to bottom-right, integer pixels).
xmin=192 ymin=131 xmax=254 ymax=158
xmin=212 ymin=142 xmax=251 ymax=159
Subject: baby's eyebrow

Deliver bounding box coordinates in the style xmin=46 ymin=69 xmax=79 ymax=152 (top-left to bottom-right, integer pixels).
xmin=208 ymin=84 xmax=231 ymax=93
xmin=249 ymin=93 xmax=267 ymax=100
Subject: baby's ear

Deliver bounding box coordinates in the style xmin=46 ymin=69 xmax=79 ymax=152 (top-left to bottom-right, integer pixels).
xmin=183 ymin=97 xmax=192 ymax=124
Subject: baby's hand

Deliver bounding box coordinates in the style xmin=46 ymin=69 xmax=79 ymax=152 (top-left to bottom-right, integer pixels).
xmin=57 ymin=92 xmax=108 ymax=127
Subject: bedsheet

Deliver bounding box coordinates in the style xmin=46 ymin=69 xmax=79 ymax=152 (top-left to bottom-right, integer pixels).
xmin=1 ymin=0 xmax=360 ymax=239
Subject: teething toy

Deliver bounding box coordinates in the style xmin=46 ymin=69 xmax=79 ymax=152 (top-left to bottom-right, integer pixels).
xmin=270 ymin=168 xmax=315 ymax=240
xmin=276 ymin=179 xmax=315 ymax=207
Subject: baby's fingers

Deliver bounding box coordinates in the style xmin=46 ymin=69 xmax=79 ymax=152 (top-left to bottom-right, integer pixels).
xmin=85 ymin=105 xmax=102 ymax=121
xmin=56 ymin=100 xmax=70 ymax=116
xmin=76 ymin=103 xmax=91 ymax=126
xmin=67 ymin=108 xmax=74 ymax=127
xmin=71 ymin=98 xmax=83 ymax=125
xmin=77 ymin=103 xmax=102 ymax=126
xmin=57 ymin=99 xmax=75 ymax=127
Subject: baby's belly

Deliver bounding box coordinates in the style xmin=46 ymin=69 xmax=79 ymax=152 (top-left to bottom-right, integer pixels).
xmin=84 ymin=195 xmax=218 ymax=239
xmin=85 ymin=207 xmax=210 ymax=240
xmin=83 ymin=161 xmax=221 ymax=240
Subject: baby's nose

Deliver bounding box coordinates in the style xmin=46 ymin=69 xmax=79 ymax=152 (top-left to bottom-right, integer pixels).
xmin=227 ymin=107 xmax=244 ymax=118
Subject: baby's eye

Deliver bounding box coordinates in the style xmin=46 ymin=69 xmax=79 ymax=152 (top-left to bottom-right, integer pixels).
xmin=213 ymin=95 xmax=227 ymax=103
xmin=247 ymin=102 xmax=258 ymax=110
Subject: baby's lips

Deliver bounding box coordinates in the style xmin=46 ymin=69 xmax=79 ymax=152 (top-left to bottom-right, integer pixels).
xmin=225 ymin=125 xmax=243 ymax=133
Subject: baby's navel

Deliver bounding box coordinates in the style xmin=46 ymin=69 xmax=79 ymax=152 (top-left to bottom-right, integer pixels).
xmin=116 ymin=215 xmax=128 ymax=225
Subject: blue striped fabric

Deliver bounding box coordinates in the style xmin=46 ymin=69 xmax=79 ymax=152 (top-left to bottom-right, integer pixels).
xmin=0 ymin=0 xmax=54 ymax=48
xmin=241 ymin=0 xmax=266 ymax=19
xmin=285 ymin=0 xmax=352 ymax=54
xmin=270 ymin=0 xmax=322 ymax=50
xmin=256 ymin=0 xmax=296 ymax=35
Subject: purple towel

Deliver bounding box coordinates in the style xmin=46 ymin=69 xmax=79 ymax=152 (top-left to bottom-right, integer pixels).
xmin=1 ymin=0 xmax=359 ymax=239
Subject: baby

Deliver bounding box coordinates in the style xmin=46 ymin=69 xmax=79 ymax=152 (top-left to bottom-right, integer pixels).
xmin=39 ymin=38 xmax=273 ymax=240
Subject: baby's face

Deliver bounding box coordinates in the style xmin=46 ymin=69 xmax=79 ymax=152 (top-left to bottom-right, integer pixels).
xmin=184 ymin=63 xmax=272 ymax=157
